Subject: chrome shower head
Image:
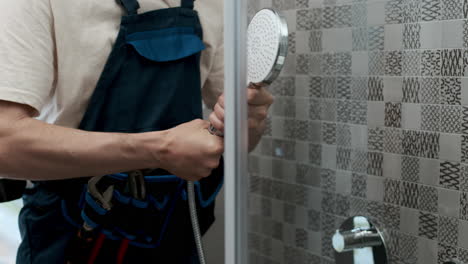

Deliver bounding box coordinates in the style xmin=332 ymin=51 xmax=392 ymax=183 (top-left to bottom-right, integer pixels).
xmin=208 ymin=8 xmax=289 ymax=137
xmin=247 ymin=9 xmax=289 ymax=86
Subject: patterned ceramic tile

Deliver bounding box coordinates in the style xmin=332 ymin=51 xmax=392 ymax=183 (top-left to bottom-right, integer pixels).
xmin=367 ymin=152 xmax=384 ymax=176
xmin=386 ymin=0 xmax=406 ymax=24
xmin=440 ymin=49 xmax=464 ymax=77
xmin=464 ymin=20 xmax=468 ymax=48
xmin=401 ymin=181 xmax=420 ymax=209
xmin=296 ymin=0 xmax=308 ymax=8
xmin=297 ymin=9 xmax=313 ymax=31
xmin=309 ymin=31 xmax=322 ymax=52
xmin=352 ymin=3 xmax=367 ymax=28
xmin=351 ymin=149 xmax=368 ymax=174
xmin=441 ymin=78 xmax=462 ymax=105
xmin=352 ymin=27 xmax=367 ymax=51
xmin=404 ymin=24 xmax=422 ymax=50
xmin=336 ymin=123 xmax=352 ymax=147
xmin=335 ymin=52 xmax=352 ymax=76
xmin=322 ymin=122 xmax=336 ymax=145
xmin=399 ymin=233 xmax=419 ymax=263
xmin=385 ymin=51 xmax=403 ymax=76
xmin=320 ymin=100 xmax=336 ymax=122
xmin=462 ymin=106 xmax=468 ymax=134
xmin=402 ymin=77 xmax=421 ymax=103
xmin=419 ymin=185 xmax=439 ymax=213
xmin=462 ymin=137 xmax=468 ymax=164
xmin=405 ymin=0 xmax=422 ymax=23
xmin=402 ymin=130 xmax=440 ymax=159
xmin=368 ymin=76 xmax=384 ymax=101
xmin=439 ymin=216 xmax=459 ymax=246
xmin=421 ymin=0 xmax=442 ymax=21
xmin=322 ymin=6 xmax=336 ymax=29
xmin=402 ymin=156 xmax=420 ymax=182
xmin=421 ymin=50 xmax=442 ymax=76
xmin=438 ymin=243 xmax=458 ymax=264
xmin=458 ymin=247 xmax=468 ymax=264
xmin=421 ymin=105 xmax=441 ymax=131
xmin=335 ymin=194 xmax=351 ymax=216
xmin=403 ymin=50 xmax=422 ymax=76
xmin=441 ymin=0 xmax=464 ymax=20
xmin=368 ymin=26 xmax=385 ymax=51
xmin=460 ymin=192 xmax=468 ymax=220
xmin=420 ymin=77 xmax=441 ymax=104
xmin=321 ymin=77 xmax=336 ymax=98
xmin=296 ymin=54 xmax=311 ymax=75
xmin=461 ymin=167 xmax=468 ymax=196
xmin=384 ymin=178 xmax=401 ymax=204
xmin=309 ymin=144 xmax=322 ymax=166
xmin=321 ymin=53 xmax=336 ymax=76
xmin=368 ymin=127 xmax=384 ymax=151
xmin=439 ymin=161 xmax=461 ymax=190
xmin=336 ymin=147 xmax=352 ymax=170
xmin=369 ymin=51 xmax=386 ymax=77
xmin=440 ymin=106 xmax=461 ymax=134
xmin=419 ymin=211 xmax=439 ymax=239
xmin=309 ymin=77 xmax=322 ymax=98
xmin=271 ymin=0 xmax=295 ymax=10
xmin=309 ymin=98 xmax=321 ymax=120
xmin=351 ymin=173 xmax=367 ymax=198
xmin=307 ymin=209 xmax=321 ymax=232
xmin=465 ymin=0 xmax=468 ymax=19
xmin=349 ymin=197 xmax=368 ymax=216
xmin=384 ymin=128 xmax=404 ymax=154
xmin=335 ymin=5 xmax=352 ymax=28
xmin=351 ymin=77 xmax=368 ymax=100
xmin=271 ymin=77 xmax=296 ymax=97
xmin=385 ymin=102 xmax=402 ymax=128
xmin=337 ymin=100 xmax=367 ymax=125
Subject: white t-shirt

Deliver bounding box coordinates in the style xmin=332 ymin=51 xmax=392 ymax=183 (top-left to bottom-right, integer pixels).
xmin=0 ymin=0 xmax=224 ymax=128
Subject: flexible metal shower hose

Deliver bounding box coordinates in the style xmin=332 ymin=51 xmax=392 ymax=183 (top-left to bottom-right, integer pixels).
xmin=187 ymin=181 xmax=207 ymax=264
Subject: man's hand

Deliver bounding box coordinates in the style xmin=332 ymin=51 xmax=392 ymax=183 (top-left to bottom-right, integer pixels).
xmin=154 ymin=119 xmax=224 ymax=181
xmin=209 ymin=84 xmax=274 ymax=151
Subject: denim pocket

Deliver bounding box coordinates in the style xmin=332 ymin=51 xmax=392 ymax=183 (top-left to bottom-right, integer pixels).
xmin=126 ymin=27 xmax=205 ymax=62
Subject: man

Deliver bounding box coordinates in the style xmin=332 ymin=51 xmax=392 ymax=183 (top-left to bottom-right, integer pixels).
xmin=0 ymin=0 xmax=273 ymax=263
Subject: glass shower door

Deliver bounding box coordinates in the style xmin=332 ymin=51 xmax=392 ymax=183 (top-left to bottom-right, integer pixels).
xmin=240 ymin=0 xmax=468 ymax=263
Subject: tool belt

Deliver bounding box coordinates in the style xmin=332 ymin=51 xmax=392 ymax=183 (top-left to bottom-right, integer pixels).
xmin=37 ymin=161 xmax=223 ymax=262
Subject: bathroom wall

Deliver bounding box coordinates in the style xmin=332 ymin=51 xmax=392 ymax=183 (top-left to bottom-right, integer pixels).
xmin=247 ymin=0 xmax=468 ymax=263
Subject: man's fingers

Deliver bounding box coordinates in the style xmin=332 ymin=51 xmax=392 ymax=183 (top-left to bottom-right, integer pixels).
xmin=209 ymin=112 xmax=225 ymax=132
xmin=196 ymin=119 xmax=210 ymax=129
xmin=218 ymin=94 xmax=225 ymax=108
xmin=248 ymin=105 xmax=269 ymax=121
xmin=247 ymin=87 xmax=274 ymax=106
xmin=214 ymin=103 xmax=225 ymax=122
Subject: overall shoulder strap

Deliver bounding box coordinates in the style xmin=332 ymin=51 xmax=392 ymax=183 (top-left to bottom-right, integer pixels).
xmin=181 ymin=0 xmax=195 ymax=9
xmin=118 ymin=0 xmax=140 ymax=15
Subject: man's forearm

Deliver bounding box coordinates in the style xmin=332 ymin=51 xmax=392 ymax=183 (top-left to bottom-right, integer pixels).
xmin=0 ymin=117 xmax=164 ymax=181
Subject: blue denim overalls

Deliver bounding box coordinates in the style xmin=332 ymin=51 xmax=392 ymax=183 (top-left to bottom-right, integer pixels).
xmin=16 ymin=0 xmax=223 ymax=263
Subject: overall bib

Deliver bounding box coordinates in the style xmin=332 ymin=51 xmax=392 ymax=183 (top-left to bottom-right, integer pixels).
xmin=16 ymin=0 xmax=223 ymax=263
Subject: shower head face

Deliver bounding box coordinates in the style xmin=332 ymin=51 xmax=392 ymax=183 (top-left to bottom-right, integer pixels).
xmin=247 ymin=9 xmax=289 ymax=86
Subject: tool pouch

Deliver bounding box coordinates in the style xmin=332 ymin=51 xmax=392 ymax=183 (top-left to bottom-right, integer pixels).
xmin=62 ymin=160 xmax=223 ymax=257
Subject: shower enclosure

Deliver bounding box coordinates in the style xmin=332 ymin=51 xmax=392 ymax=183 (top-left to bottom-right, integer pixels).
xmin=225 ymin=0 xmax=468 ymax=263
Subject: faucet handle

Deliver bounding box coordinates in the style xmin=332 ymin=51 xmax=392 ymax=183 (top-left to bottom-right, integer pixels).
xmin=332 ymin=227 xmax=383 ymax=253
xmin=333 ymin=216 xmax=388 ymax=264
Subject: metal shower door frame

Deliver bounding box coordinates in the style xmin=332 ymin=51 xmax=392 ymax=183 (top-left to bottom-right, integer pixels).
xmin=224 ymin=0 xmax=249 ymax=263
